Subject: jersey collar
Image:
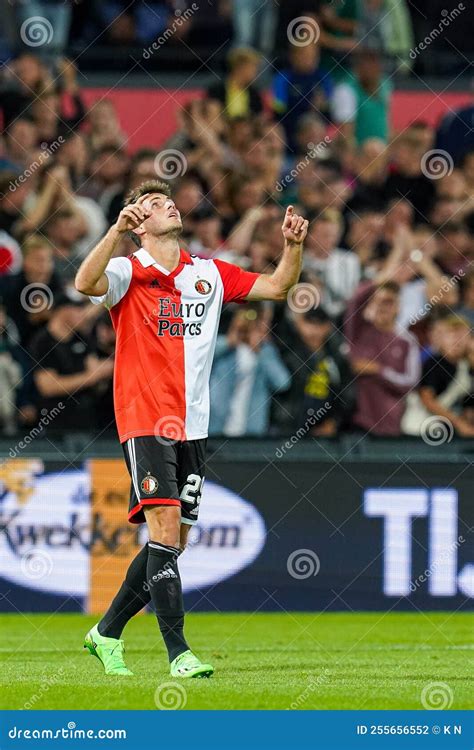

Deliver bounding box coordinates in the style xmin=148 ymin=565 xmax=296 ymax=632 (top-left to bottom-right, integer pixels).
xmin=133 ymin=248 xmax=193 ymax=275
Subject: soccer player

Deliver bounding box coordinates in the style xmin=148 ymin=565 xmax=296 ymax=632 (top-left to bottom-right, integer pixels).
xmin=75 ymin=180 xmax=308 ymax=677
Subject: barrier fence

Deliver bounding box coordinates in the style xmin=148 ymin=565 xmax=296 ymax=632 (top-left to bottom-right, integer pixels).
xmin=0 ymin=439 xmax=472 ymax=613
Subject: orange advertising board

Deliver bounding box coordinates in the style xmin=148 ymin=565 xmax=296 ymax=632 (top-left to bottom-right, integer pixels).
xmin=88 ymin=459 xmax=143 ymax=615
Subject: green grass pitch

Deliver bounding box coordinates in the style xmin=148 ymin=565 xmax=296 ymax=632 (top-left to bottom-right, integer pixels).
xmin=1 ymin=612 xmax=471 ymax=710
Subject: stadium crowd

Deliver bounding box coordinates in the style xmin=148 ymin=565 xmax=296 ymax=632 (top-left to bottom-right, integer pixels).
xmin=0 ymin=5 xmax=473 ymax=439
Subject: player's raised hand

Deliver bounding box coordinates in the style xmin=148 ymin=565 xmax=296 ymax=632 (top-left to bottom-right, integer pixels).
xmin=115 ymin=203 xmax=151 ymax=233
xmin=282 ymin=205 xmax=309 ymax=245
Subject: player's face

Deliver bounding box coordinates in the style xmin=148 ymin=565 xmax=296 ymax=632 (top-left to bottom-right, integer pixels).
xmin=139 ymin=193 xmax=183 ymax=237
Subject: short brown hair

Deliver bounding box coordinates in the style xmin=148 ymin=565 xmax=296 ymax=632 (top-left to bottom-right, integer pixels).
xmin=22 ymin=234 xmax=53 ymax=256
xmin=124 ymin=179 xmax=171 ymax=206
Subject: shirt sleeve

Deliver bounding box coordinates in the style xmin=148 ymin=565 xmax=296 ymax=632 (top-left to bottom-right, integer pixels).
xmin=89 ymin=257 xmax=132 ymax=309
xmin=214 ymin=259 xmax=260 ymax=304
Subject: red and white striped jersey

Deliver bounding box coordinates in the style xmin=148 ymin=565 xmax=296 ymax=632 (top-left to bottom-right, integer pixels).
xmin=90 ymin=248 xmax=259 ymax=443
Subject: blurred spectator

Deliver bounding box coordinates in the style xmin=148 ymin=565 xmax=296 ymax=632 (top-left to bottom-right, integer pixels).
xmin=319 ymin=1 xmax=358 ymax=79
xmin=436 ymin=104 xmax=474 ymax=165
xmin=332 ymin=49 xmax=392 ymax=145
xmin=92 ymin=312 xmax=116 ymax=432
xmin=232 ymin=0 xmax=278 ymax=55
xmin=0 ymin=301 xmax=22 ymax=435
xmin=275 ymin=307 xmax=352 ymax=435
xmin=0 ymin=234 xmax=63 ymax=348
xmin=456 ymin=270 xmax=474 ymax=328
xmin=209 ymin=307 xmax=290 ymax=436
xmin=303 ymin=210 xmax=361 ymax=320
xmin=30 ymin=292 xmax=113 ymax=431
xmin=0 ymin=53 xmax=50 ymax=128
xmin=273 ymin=37 xmax=333 ymax=151
xmin=402 ymin=316 xmax=474 ymax=437
xmin=383 ymin=130 xmax=436 ymax=220
xmin=13 ymin=2 xmax=72 ymax=58
xmin=357 ymin=0 xmax=414 ymax=69
xmin=87 ymin=99 xmax=127 ymax=152
xmin=208 ymin=48 xmax=263 ymax=119
xmin=345 ymin=278 xmax=420 ymax=435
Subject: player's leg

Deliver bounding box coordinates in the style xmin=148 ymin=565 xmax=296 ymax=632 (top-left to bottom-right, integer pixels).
xmin=162 ymin=438 xmax=212 ymax=678
xmin=84 ymin=544 xmax=149 ymax=675
xmin=144 ymin=502 xmax=213 ymax=678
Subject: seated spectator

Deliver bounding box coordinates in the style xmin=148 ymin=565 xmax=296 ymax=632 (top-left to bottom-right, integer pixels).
xmin=0 ymin=301 xmax=22 ymax=435
xmin=402 ymin=315 xmax=473 ymax=437
xmin=0 ymin=234 xmax=63 ymax=348
xmin=273 ymin=38 xmax=333 ymax=152
xmin=303 ymin=210 xmax=361 ymax=320
xmin=345 ymin=278 xmax=420 ymax=435
xmin=208 ymin=47 xmax=263 ymax=119
xmin=30 ymin=292 xmax=114 ymax=432
xmin=275 ymin=307 xmax=352 ymax=435
xmin=209 ymin=306 xmax=290 ymax=436
xmin=332 ymin=49 xmax=392 ymax=145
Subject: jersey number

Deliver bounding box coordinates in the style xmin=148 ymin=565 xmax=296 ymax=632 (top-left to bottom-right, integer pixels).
xmin=180 ymin=474 xmax=204 ymax=508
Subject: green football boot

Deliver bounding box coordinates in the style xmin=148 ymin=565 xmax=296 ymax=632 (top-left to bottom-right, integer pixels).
xmin=170 ymin=649 xmax=214 ymax=678
xmin=84 ymin=624 xmax=133 ymax=676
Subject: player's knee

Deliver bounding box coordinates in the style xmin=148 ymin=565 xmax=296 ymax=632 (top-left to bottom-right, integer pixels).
xmin=144 ymin=505 xmax=181 ymax=547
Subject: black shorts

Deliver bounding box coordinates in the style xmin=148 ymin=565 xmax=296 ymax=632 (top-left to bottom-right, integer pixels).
xmin=122 ymin=436 xmax=206 ymax=525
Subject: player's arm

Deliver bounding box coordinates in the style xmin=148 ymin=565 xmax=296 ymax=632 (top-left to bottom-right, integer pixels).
xmin=246 ymin=206 xmax=308 ymax=301
xmin=75 ymin=202 xmax=150 ymax=296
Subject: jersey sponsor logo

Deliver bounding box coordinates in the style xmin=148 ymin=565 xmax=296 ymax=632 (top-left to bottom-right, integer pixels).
xmin=195 ymin=279 xmax=212 ymax=295
xmin=141 ymin=474 xmax=159 ymax=495
xmin=149 ymin=279 xmax=161 ymax=289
